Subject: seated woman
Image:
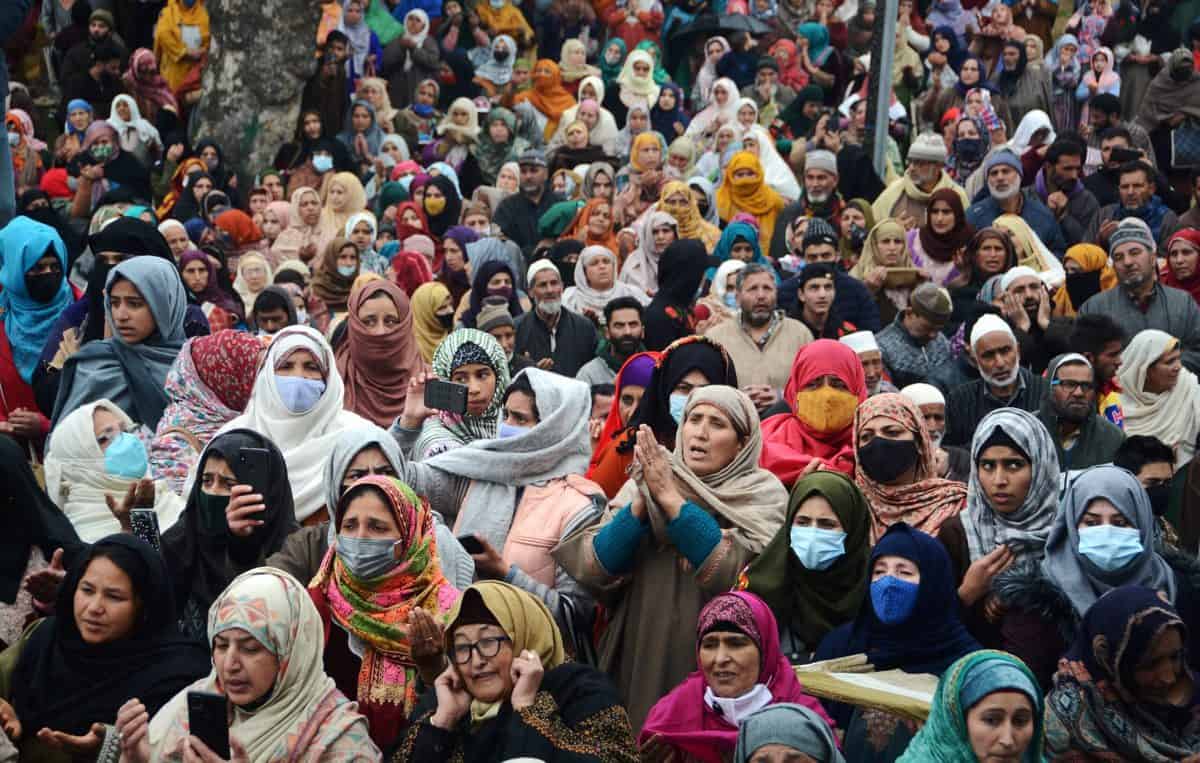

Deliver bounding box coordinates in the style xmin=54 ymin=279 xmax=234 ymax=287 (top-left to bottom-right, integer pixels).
xmin=994 ymin=465 xmax=1200 ymax=689
xmin=0 ymin=535 xmax=208 ymax=763
xmin=639 ymin=592 xmax=835 ymax=762
xmin=735 ymin=703 xmax=846 ymax=763
xmin=906 ymin=188 xmax=974 ymax=287
xmin=149 ymin=329 xmax=263 ymax=493
xmin=849 ymin=220 xmax=918 ymax=327
xmin=166 ymin=429 xmax=297 ymax=640
xmin=738 ymin=472 xmax=871 ymax=664
xmin=1117 ymin=329 xmax=1200 ymax=470
xmin=562 ymin=245 xmax=649 ymax=323
xmin=309 ymin=475 xmax=461 ymax=751
xmin=46 ymin=399 xmax=184 ymax=542
xmin=618 ymin=210 xmax=677 ymax=297
xmin=760 ymin=340 xmax=868 ymax=487
xmin=512 ymin=60 xmax=578 ymax=142
xmin=898 ymin=650 xmax=1044 ymax=762
xmin=716 ymin=151 xmax=785 ymax=252
xmin=335 ymin=280 xmax=425 ymax=427
xmin=853 ymin=393 xmax=968 ymax=543
xmin=557 ymin=386 xmax=787 ymax=729
xmin=203 ymin=326 xmax=370 ymax=523
xmin=271 ymin=186 xmax=323 ymax=264
xmin=458 ymin=258 xmax=527 ymax=328
xmin=178 ymin=248 xmax=244 ymax=331
xmin=587 ymin=350 xmax=661 ymax=474
xmin=52 ymin=257 xmax=187 ymax=431
xmin=397 ymin=581 xmax=638 ymax=761
xmin=1051 ymin=243 xmax=1116 ymax=317
xmin=656 ymin=179 xmax=721 ymax=252
xmin=642 ymin=239 xmax=710 ymax=351
xmin=587 ymin=336 xmax=738 ymax=498
xmin=548 ymin=119 xmax=613 ymax=177
xmin=115 ymin=568 xmax=383 ymax=762
xmin=1043 ymin=585 xmax=1200 ymax=761
xmin=815 ymin=523 xmax=982 ymax=760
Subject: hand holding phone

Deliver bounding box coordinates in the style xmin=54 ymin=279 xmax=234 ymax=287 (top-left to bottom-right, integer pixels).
xmin=187 ymin=692 xmax=229 ymax=759
xmin=457 ymin=534 xmax=486 ymax=555
xmin=236 ymin=447 xmax=271 ymax=497
xmin=424 ymin=379 xmax=469 ymax=416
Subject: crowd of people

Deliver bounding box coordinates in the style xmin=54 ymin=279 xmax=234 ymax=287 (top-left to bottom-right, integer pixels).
xmin=1 ymin=0 xmax=1200 ymax=758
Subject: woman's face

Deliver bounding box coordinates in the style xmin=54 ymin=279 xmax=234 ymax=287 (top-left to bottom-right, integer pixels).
xmin=340 ymin=487 xmax=402 ymax=539
xmin=960 ymin=59 xmax=980 ymax=86
xmin=872 ymin=554 xmax=920 ymax=584
xmin=699 ymin=625 xmax=761 ymax=699
xmin=341 ymin=445 xmax=398 ymax=491
xmin=451 ymin=105 xmax=471 ymax=127
xmin=976 ymin=445 xmax=1032 ymax=515
xmin=336 ymin=245 xmax=359 ymax=271
xmin=192 ymin=177 xmax=213 ymax=201
xmin=591 ymin=171 xmax=614 ymax=200
xmin=69 ymin=107 xmax=92 ymax=131
xmin=416 ymin=82 xmax=438 ymax=106
xmin=261 ymin=209 xmax=283 ymax=240
xmin=241 ymin=260 xmax=268 ymax=291
xmin=212 ymin=627 xmax=281 ymax=707
xmin=406 ymin=12 xmax=426 ymax=34
xmin=629 ymin=109 xmax=649 ymax=132
xmin=840 ymin=206 xmax=866 ymax=236
xmin=934 ymin=35 xmax=951 ymax=54
xmin=633 ymin=60 xmax=651 ymax=78
xmin=715 ymin=129 xmax=734 ymax=153
xmin=360 ymin=83 xmax=383 ymax=110
xmin=350 ymin=220 xmax=374 ymax=251
xmin=584 ymin=252 xmax=614 ymax=288
xmin=652 ymin=223 xmax=676 ymax=253
xmin=109 ymin=279 xmax=156 ymax=344
xmin=1168 ymin=239 xmax=1200 ymax=282
xmin=200 ymin=145 xmax=219 ymax=166
xmin=181 ymin=260 xmax=209 ymax=293
xmin=1092 ymin=52 xmax=1107 ymax=75
xmin=303 ymin=113 xmax=322 ymax=139
xmin=857 ymin=414 xmax=916 ymax=475
xmin=488 ymin=119 xmax=511 ymax=145
xmin=400 ymin=207 xmax=422 ymax=227
xmin=733 ymin=167 xmax=757 ymax=183
xmin=92 ymin=406 xmax=126 ymax=453
xmin=928 ymin=201 xmax=956 ymax=235
xmin=115 ymin=100 xmax=131 ymax=122
xmin=586 ymin=203 xmax=612 ymax=237
xmin=791 ymin=493 xmax=844 ymax=531
xmin=498 ymin=166 xmax=520 ymax=193
xmin=738 ymin=104 xmax=757 ymax=127
xmin=199 ymin=454 xmax=238 ymax=497
xmin=299 ymin=193 xmax=321 ymax=225
xmin=162 ymin=226 xmax=189 ymax=258
xmin=875 ymin=232 xmax=906 ymax=266
xmin=443 ymin=239 xmax=465 ymax=270
xmin=724 ymin=272 xmax=738 ymax=293
xmin=714 ymin=84 xmax=731 ymax=105
xmin=328 ymin=182 xmax=348 ymax=212
xmin=73 ymin=555 xmax=141 ymax=645
xmin=680 ymin=403 xmax=743 ymax=477
xmin=357 ymin=292 xmax=401 ymax=336
xmin=1144 ymin=346 xmax=1182 ymax=394
xmin=707 ymin=42 xmax=725 ymax=63
xmin=451 ymin=362 xmax=497 ymax=416
xmin=382 ymin=141 xmax=405 ymax=164
xmin=1025 ymin=38 xmax=1039 ymax=61
xmin=965 ymin=691 xmax=1036 ymax=762
xmin=276 ymin=348 xmax=324 ymax=381
xmin=731 ymin=241 xmax=755 ymax=262
xmin=566 ymin=45 xmax=585 ymax=67
xmin=658 ymin=89 xmax=677 ymax=113
xmin=1077 ymin=497 xmax=1133 ymax=530
xmin=957 ymin=119 xmax=981 ymax=141
xmin=464 ymin=212 xmax=491 ymax=234
xmin=578 ymin=107 xmax=600 ymax=133
xmin=452 ymin=622 xmax=515 ymax=703
xmin=552 ymin=174 xmax=567 ymax=194
xmin=566 ymin=124 xmax=588 ymax=149
xmin=581 ymin=82 xmax=600 ymax=100
xmin=1132 ymin=626 xmax=1188 ymax=704
xmin=344 ymin=0 xmax=363 ymax=23
xmin=976 ymin=237 xmax=1009 ymax=275
xmin=486 ymin=272 xmax=512 ymax=291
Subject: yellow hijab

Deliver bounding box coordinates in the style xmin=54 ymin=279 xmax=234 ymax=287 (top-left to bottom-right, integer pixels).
xmin=850 ymin=218 xmax=912 ymax=278
xmin=411 ymin=281 xmax=451 ymax=362
xmin=658 ymin=180 xmax=720 ymax=250
xmin=716 ymin=151 xmax=785 ymax=250
xmin=1052 ymin=243 xmax=1117 ymax=316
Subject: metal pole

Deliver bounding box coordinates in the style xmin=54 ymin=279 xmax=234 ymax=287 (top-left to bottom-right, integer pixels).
xmin=865 ymin=0 xmax=898 ymax=179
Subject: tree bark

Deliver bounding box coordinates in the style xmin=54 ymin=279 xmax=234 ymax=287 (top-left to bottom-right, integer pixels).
xmin=193 ymin=0 xmax=322 ymax=184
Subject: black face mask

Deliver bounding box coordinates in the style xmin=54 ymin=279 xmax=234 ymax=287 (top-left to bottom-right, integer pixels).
xmin=1065 ymin=270 xmax=1102 ymax=309
xmin=858 ymin=437 xmax=920 ymax=484
xmin=25 ymin=269 xmax=64 ymax=303
xmin=954 ymin=137 xmax=986 ymax=164
xmin=494 ymin=49 xmax=509 ymax=62
xmin=436 ymin=312 xmax=454 ymax=329
xmin=1146 ymin=483 xmax=1170 ymax=517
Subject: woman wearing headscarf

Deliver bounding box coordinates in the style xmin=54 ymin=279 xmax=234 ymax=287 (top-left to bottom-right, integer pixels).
xmin=421 ymin=174 xmax=463 ymax=239
xmin=694 ymin=259 xmax=746 ymax=333
xmin=947 ymin=227 xmax=1018 ymax=325
xmin=639 ymin=592 xmax=834 ymax=762
xmin=472 ymin=107 xmax=528 ymax=187
xmin=1160 ymin=229 xmax=1200 ymax=306
xmin=123 ymin=48 xmax=178 ymax=127
xmin=153 ymin=0 xmax=210 ymax=92
xmin=735 ymin=704 xmax=845 ymax=763
xmin=459 ymin=257 xmax=526 ymax=328
xmin=606 ymin=48 xmax=660 ymax=129
xmin=562 ymin=197 xmax=619 ymax=252
xmin=642 ymin=239 xmax=709 ymax=351
xmin=587 ymin=349 xmax=660 ymax=469
xmin=229 ymin=251 xmax=272 ymax=316
xmin=177 ymin=249 xmax=243 ymax=331
xmin=650 ymin=83 xmax=688 ymax=142
xmin=717 ymin=152 xmax=785 ymax=252
xmin=436 ymin=225 xmax=474 ymax=302
xmin=382 ymin=8 xmax=439 ymax=108
xmin=664 ymin=136 xmax=698 ymax=182
xmin=562 ymin=246 xmax=649 ymax=320
xmin=547 ymin=119 xmax=612 ymax=177
xmin=907 ymin=188 xmax=974 ymax=287
xmin=657 ymin=179 xmax=721 ymax=251
xmin=310 ymin=236 xmax=363 ymax=319
xmin=1115 ymin=330 xmax=1200 ymax=469
xmin=738 ymin=471 xmax=872 ymax=663
xmin=513 ymin=60 xmax=577 ymax=142
xmin=1075 ymin=46 xmax=1120 ymax=124
xmin=149 ymin=330 xmax=262 ymax=493
xmin=52 ymin=257 xmax=186 ymax=431
xmin=397 ymin=580 xmax=636 ymax=760
xmin=709 ymin=220 xmax=777 ymax=285
xmin=424 ymin=98 xmax=480 ymax=175
xmin=344 ymin=210 xmax=390 ymax=275
xmin=6 ymin=110 xmax=45 ymax=194
xmin=994 ymin=464 xmax=1200 ymax=687
xmin=1043 ymin=585 xmax=1200 ymax=761
xmin=558 ymin=38 xmax=600 ymax=97
xmin=335 ymin=280 xmax=425 ymax=426
xmin=308 ymin=475 xmax=459 ymax=750
xmin=336 ymin=99 xmax=386 ymax=176
xmin=558 ymin=386 xmax=784 ymax=728
xmin=853 ymin=393 xmax=967 ymax=543
xmin=411 ymin=281 xmax=453 ymax=363
xmin=1052 ymin=242 xmax=1116 ymax=317
xmin=693 ymin=37 xmax=731 ymax=106
xmin=54 ymin=99 xmax=92 ymax=165
xmin=740 ymin=125 xmax=801 ymax=201
xmin=0 ymin=218 xmax=73 ymax=445
xmin=760 ymin=340 xmax=868 ymax=487
xmin=848 ymin=219 xmax=918 ymax=326
xmin=106 ymin=95 xmax=162 ymax=169
xmin=2 ymin=535 xmax=209 ymax=762
xmin=1047 ymin=35 xmax=1082 ymax=134
xmin=117 ymin=568 xmax=381 ymax=761
xmin=769 ymin=39 xmax=809 ymax=95
xmin=69 ymin=122 xmax=153 ymax=218
xmin=898 ymin=650 xmax=1044 ymax=763
xmin=687 ymin=77 xmax=739 ymax=145
xmin=315 ymin=171 xmax=368 ymax=255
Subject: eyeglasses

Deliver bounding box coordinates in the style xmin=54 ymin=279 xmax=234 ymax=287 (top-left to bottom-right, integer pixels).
xmin=1051 ymin=379 xmax=1094 ymax=393
xmin=451 ymin=635 xmax=511 ymax=664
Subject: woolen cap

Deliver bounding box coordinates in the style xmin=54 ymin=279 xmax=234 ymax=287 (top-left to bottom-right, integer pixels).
xmin=907 ymin=132 xmax=948 ymax=164
xmin=1108 ymin=217 xmax=1156 ymax=254
xmin=805 ymin=150 xmax=838 ymax=176
xmin=476 ymin=297 xmax=515 ymax=333
xmin=910 ymin=282 xmax=953 ymax=322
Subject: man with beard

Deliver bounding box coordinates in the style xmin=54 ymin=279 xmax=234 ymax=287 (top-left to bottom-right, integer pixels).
xmin=966 ymin=149 xmax=1068 ymax=257
xmin=997 ymin=265 xmax=1073 ymax=374
xmin=513 ymin=259 xmax=598 ymax=377
xmin=840 ymin=331 xmax=896 ymax=396
xmin=943 ymin=314 xmax=1050 ymax=446
xmin=1032 ymin=138 xmax=1099 ymax=249
xmin=1089 ymin=161 xmax=1180 ymax=249
xmin=706 ymin=263 xmax=813 ymax=413
xmin=1080 ymin=218 xmax=1200 ymax=373
xmin=1083 ymin=93 xmax=1156 ymax=170
xmin=59 ymin=42 xmax=125 ymax=123
xmin=1071 ymin=313 xmax=1126 ymax=427
xmin=59 ymin=8 xmax=128 ymax=88
xmin=494 ymin=149 xmax=565 ymax=257
xmin=1037 ymin=354 xmax=1124 ymax=472
xmin=872 ymin=132 xmax=968 ymax=227
xmin=767 ymin=149 xmax=843 ymax=260
xmin=577 ymin=296 xmax=645 ymax=385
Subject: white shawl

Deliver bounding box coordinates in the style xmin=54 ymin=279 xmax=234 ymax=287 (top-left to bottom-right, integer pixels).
xmin=1117 ymin=329 xmax=1200 ymax=469
xmin=562 ymin=245 xmax=650 ymax=315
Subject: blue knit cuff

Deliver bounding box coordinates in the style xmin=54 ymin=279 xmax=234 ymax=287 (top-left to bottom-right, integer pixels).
xmin=667 ymin=501 xmax=722 ymax=569
xmin=592 ymin=504 xmax=648 ymax=575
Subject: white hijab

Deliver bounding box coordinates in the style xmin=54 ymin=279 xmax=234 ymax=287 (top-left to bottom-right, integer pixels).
xmin=1117 ymin=329 xmax=1200 ymax=469
xmin=618 ymin=210 xmax=676 ymax=295
xmin=547 ymin=77 xmax=619 ymax=155
xmin=563 ymin=245 xmax=650 ymax=315
xmin=686 ymin=77 xmax=740 ymax=141
xmin=45 ymin=399 xmax=184 ymax=542
xmin=199 ymin=326 xmax=371 ymax=520
xmin=1008 ymin=109 xmax=1056 ymax=157
xmin=107 ymin=94 xmax=161 ymax=150
xmin=741 ymin=124 xmax=801 ymax=200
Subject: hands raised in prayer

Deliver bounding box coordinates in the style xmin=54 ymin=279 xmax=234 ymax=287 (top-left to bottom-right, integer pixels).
xmin=409 ymin=608 xmax=447 ymax=683
xmin=634 ymin=425 xmax=684 ymax=520
xmin=36 ymin=723 xmax=106 ymax=756
xmin=106 ymin=479 xmax=156 ymax=532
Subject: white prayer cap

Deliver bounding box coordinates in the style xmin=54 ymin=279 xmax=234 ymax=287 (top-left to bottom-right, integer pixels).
xmin=999 ymin=265 xmax=1040 ymax=292
xmin=970 ymin=314 xmax=1016 ymax=350
xmin=840 ymin=331 xmax=879 ymax=355
xmin=900 ymin=383 xmax=945 ymax=407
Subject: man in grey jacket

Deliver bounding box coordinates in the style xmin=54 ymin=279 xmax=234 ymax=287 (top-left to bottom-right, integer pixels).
xmin=1033 ymin=138 xmax=1099 ymax=250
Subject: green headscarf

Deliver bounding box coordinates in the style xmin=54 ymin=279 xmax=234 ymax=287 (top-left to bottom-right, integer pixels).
xmin=898 ymin=650 xmax=1045 ymax=762
xmin=738 ymin=471 xmax=870 ymax=652
xmin=599 ymin=38 xmax=627 ymax=87
xmin=635 ymin=40 xmax=671 ymax=85
xmin=374 ymin=181 xmax=408 ymax=219
xmin=471 ymin=107 xmax=526 ymax=186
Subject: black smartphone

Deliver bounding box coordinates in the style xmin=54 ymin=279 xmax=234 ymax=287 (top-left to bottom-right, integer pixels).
xmin=187 ymin=691 xmax=230 ymax=759
xmin=457 ymin=534 xmax=485 ymax=554
xmin=237 ymin=447 xmax=271 ymax=497
xmin=424 ymin=379 xmax=469 ymax=415
xmin=1111 ymin=147 xmax=1142 ymax=163
xmin=129 ymin=509 xmax=161 ymax=552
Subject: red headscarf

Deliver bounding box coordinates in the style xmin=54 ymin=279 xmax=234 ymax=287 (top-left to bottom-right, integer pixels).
xmin=588 ymin=351 xmax=662 ymax=472
xmin=189 ymin=329 xmax=263 ymax=411
xmin=759 ymin=340 xmax=867 ymax=486
xmin=1161 ymin=228 xmax=1200 ymax=305
xmin=638 ymin=592 xmax=834 ymax=762
xmin=390 ymin=249 xmax=435 ymax=296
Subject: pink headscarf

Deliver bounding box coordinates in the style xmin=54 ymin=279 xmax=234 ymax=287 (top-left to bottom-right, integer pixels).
xmin=9 ymin=109 xmax=46 ymax=151
xmin=638 ymin=592 xmax=835 ymax=762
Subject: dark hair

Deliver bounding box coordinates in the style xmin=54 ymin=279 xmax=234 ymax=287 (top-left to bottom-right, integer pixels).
xmin=1118 ymin=160 xmax=1154 ymax=185
xmin=502 ymin=374 xmax=538 ymax=418
xmin=591 ymin=383 xmax=615 ymax=401
xmin=735 ymin=262 xmax=775 ymax=291
xmin=1098 ymin=126 xmax=1132 ymax=145
xmin=274 ymin=269 xmax=306 ymax=287
xmin=1070 ymin=314 xmax=1125 ymax=355
xmin=92 ymin=40 xmax=121 ymax=63
xmin=604 ymin=296 xmax=644 ymax=324
xmin=798 ymin=262 xmax=838 ymax=288
xmin=1089 ymin=93 xmax=1121 ymax=117
xmin=1113 ymin=435 xmax=1175 ymax=475
xmin=325 ymin=30 xmax=350 ymax=48
xmin=1045 ymin=137 xmax=1085 ymax=165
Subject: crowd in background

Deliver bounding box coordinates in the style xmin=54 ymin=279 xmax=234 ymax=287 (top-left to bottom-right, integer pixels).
xmin=1 ymin=0 xmax=1200 ymax=758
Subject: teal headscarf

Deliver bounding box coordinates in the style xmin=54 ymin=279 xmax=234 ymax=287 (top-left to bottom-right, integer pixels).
xmin=0 ymin=217 xmax=73 ymax=383
xmin=375 ymin=181 xmax=409 ymax=219
xmin=709 ymin=220 xmax=778 ymax=282
xmin=635 ymin=40 xmax=671 ymax=85
xmin=599 ymin=38 xmax=627 ymax=87
xmin=798 ymin=22 xmax=832 ymax=66
xmin=897 ymin=650 xmax=1045 ymax=763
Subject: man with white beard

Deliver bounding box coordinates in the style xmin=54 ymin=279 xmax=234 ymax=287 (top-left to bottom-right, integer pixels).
xmin=767 ymin=149 xmax=844 ymax=259
xmin=901 ymin=382 xmax=970 ymax=482
xmin=942 ymin=314 xmax=1051 ymax=447
xmin=966 ymin=148 xmax=1068 ymax=257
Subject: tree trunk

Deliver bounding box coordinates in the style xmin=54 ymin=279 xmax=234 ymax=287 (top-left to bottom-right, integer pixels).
xmin=193 ymin=0 xmax=322 ymax=184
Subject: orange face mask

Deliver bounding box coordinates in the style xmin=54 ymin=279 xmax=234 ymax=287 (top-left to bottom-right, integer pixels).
xmin=794 ymin=386 xmax=859 ymax=434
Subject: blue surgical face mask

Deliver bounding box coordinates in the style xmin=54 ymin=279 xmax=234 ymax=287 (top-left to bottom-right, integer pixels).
xmin=498 ymin=422 xmax=530 ymax=439
xmin=7 ymin=132 xmax=19 ymax=147
xmin=723 ymin=293 xmax=737 ymax=308
xmin=275 ymin=374 xmax=326 ymax=414
xmin=104 ymin=432 xmax=148 ymax=479
xmin=870 ymin=575 xmax=920 ymax=625
xmin=312 ymin=154 xmax=334 ymax=173
xmin=1077 ymin=524 xmax=1144 ymax=572
xmin=337 ymin=264 xmax=358 ymax=277
xmin=669 ymin=393 xmax=689 ymax=424
xmin=336 ymin=535 xmax=398 ymax=579
xmin=789 ymin=526 xmax=847 ymax=571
